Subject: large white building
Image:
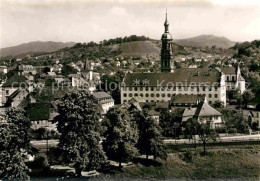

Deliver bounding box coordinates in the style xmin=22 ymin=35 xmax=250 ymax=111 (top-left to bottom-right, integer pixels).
xmin=121 ymin=14 xmax=227 ymax=106
xmin=120 ymin=14 xmax=246 ymax=107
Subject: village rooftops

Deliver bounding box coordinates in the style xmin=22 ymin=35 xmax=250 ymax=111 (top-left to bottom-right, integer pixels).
xmin=2 ymin=74 xmax=28 ymax=88
xmin=93 ymin=92 xmax=111 ymax=99
xmin=123 ymin=68 xmax=221 ymax=87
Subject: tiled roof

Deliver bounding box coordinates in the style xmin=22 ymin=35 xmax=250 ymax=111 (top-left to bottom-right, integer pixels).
xmin=3 ymin=74 xmax=28 ymax=87
xmin=93 ymin=92 xmax=111 ymax=99
xmin=195 ymin=102 xmax=222 ymax=117
xmin=123 ymin=68 xmax=221 ymax=87
xmin=156 ymin=102 xmax=169 ymax=109
xmin=220 ymin=67 xmax=236 ymax=74
xmin=183 ymin=107 xmax=197 ymax=117
xmin=172 ymin=94 xmax=198 ymax=104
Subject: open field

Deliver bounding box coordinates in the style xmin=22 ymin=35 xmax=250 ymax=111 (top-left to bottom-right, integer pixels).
xmin=120 ymin=41 xmax=159 ymax=56
xmin=108 ymin=148 xmax=260 ymax=180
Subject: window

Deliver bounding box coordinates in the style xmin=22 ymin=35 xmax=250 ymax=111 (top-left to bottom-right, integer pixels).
xmin=162 ymin=93 xmax=165 ymax=97
xmin=6 ymin=90 xmax=9 ymax=95
xmin=123 ymin=93 xmax=127 ymax=97
xmin=134 ymin=93 xmax=138 ymax=97
xmin=145 ymin=93 xmax=149 ymax=97
xmin=129 ymin=93 xmax=133 ymax=97
xmin=209 ymin=87 xmax=212 ymax=91
xmin=203 ymin=87 xmax=205 ymax=91
xmin=209 ymin=94 xmax=212 ymax=98
xmin=232 ymin=76 xmax=235 ymax=81
xmin=227 ymin=76 xmax=229 ymax=81
xmin=134 ymin=87 xmax=138 ymax=91
xmin=151 ymin=87 xmax=154 ymax=91
xmin=146 ymin=87 xmax=149 ymax=91
xmin=209 ymin=101 xmax=212 ymax=104
xmin=140 ymin=87 xmax=143 ymax=91
xmin=257 ymin=113 xmax=259 ymax=118
xmin=151 ymin=93 xmax=154 ymax=97
xmin=129 ymin=87 xmax=132 ymax=91
xmin=215 ymin=94 xmax=218 ymax=98
xmin=167 ymin=93 xmax=171 ymax=97
xmin=156 ymin=93 xmax=160 ymax=97
xmin=214 ymin=87 xmax=218 ymax=91
xmin=140 ymin=93 xmax=143 ymax=97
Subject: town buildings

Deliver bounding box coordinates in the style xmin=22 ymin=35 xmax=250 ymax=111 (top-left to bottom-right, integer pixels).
xmin=120 ymin=14 xmax=245 ymax=108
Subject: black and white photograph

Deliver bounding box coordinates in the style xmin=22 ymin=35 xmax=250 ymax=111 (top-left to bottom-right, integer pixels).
xmin=0 ymin=0 xmax=260 ymax=180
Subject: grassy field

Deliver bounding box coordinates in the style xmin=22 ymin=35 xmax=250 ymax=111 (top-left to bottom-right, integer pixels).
xmin=107 ymin=148 xmax=260 ymax=180
xmin=120 ymin=41 xmax=159 ymax=56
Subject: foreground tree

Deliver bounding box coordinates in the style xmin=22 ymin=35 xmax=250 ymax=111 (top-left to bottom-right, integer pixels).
xmin=132 ymin=110 xmax=167 ymax=161
xmin=222 ymin=109 xmax=249 ymax=133
xmin=196 ymin=121 xmax=218 ymax=154
xmin=54 ymin=91 xmax=106 ymax=176
xmin=159 ymin=109 xmax=182 ymax=138
xmin=102 ymin=106 xmax=138 ymax=167
xmin=183 ymin=118 xmax=200 ymax=148
xmin=0 ymin=108 xmax=31 ymax=181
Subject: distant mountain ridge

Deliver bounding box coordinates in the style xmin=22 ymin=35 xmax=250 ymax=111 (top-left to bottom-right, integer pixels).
xmin=0 ymin=35 xmax=236 ymax=58
xmin=0 ymin=41 xmax=76 ymax=57
xmin=173 ymin=35 xmax=236 ymax=49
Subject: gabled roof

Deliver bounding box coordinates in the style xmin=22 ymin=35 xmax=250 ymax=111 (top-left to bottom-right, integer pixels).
xmin=220 ymin=67 xmax=236 ymax=74
xmin=195 ymin=102 xmax=222 ymax=117
xmin=183 ymin=107 xmax=197 ymax=117
xmin=2 ymin=74 xmax=28 ymax=87
xmin=93 ymin=92 xmax=111 ymax=99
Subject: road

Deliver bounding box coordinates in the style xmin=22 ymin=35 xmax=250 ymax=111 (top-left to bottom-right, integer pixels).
xmin=164 ymin=134 xmax=260 ymax=144
xmin=30 ymin=134 xmax=260 ymax=147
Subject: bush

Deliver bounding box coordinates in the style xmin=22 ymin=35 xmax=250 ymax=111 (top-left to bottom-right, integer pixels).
xmin=29 ymin=154 xmax=49 ymax=169
xmin=180 ymin=150 xmax=193 ymax=162
xmin=47 ymin=147 xmax=65 ymax=165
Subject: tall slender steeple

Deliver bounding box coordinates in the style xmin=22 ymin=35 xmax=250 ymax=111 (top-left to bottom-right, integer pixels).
xmin=164 ymin=9 xmax=169 ymax=33
xmin=160 ymin=10 xmax=174 ymax=73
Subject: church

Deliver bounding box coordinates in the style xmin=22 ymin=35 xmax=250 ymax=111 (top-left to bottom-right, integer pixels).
xmin=120 ymin=13 xmax=245 ymax=107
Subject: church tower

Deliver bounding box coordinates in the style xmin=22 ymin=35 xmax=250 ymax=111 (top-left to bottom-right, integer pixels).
xmin=160 ymin=11 xmax=174 ymax=73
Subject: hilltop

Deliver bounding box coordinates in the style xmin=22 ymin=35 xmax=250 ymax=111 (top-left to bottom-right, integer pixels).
xmin=173 ymin=35 xmax=236 ymax=49
xmin=0 ymin=35 xmax=237 ymax=58
xmin=0 ymin=41 xmax=75 ymax=57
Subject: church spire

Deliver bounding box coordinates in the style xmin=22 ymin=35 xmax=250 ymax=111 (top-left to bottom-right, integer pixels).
xmin=164 ymin=9 xmax=169 ymax=33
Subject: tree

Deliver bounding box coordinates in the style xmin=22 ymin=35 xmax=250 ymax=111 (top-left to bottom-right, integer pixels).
xmin=159 ymin=109 xmax=182 ymax=138
xmin=61 ymin=64 xmax=77 ymax=77
xmin=102 ymin=106 xmax=138 ymax=167
xmin=132 ymin=110 xmax=167 ymax=161
xmin=221 ymin=109 xmax=249 ymax=133
xmin=242 ymin=90 xmax=255 ymax=107
xmin=54 ymin=91 xmax=106 ymax=176
xmin=0 ymin=108 xmax=31 ymax=181
xmin=196 ymin=121 xmax=218 ymax=154
xmin=182 ymin=118 xmax=200 ymax=148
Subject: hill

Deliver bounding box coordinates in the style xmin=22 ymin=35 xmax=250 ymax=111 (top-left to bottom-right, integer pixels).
xmin=173 ymin=35 xmax=236 ymax=49
xmin=120 ymin=41 xmax=160 ymax=56
xmin=0 ymin=41 xmax=75 ymax=57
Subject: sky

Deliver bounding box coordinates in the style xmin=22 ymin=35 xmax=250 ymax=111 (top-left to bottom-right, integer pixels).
xmin=0 ymin=0 xmax=260 ymax=48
